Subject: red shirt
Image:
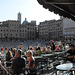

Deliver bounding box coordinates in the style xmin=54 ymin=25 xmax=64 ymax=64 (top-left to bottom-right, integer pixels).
xmin=27 ymin=55 xmax=35 ymax=68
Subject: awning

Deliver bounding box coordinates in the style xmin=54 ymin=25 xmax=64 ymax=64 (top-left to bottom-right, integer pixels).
xmin=37 ymin=0 xmax=75 ymax=21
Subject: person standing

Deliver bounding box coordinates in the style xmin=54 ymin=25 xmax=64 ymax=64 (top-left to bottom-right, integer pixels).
xmin=50 ymin=40 xmax=55 ymax=52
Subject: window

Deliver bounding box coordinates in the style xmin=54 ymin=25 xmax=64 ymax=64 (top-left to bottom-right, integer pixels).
xmin=14 ymin=30 xmax=16 ymax=32
xmin=16 ymin=34 xmax=17 ymax=36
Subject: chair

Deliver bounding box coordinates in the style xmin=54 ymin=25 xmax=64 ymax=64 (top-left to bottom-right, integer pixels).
xmin=13 ymin=73 xmax=25 ymax=75
xmin=25 ymin=59 xmax=37 ymax=75
xmin=10 ymin=68 xmax=25 ymax=75
xmin=0 ymin=67 xmax=3 ymax=75
xmin=25 ymin=66 xmax=37 ymax=75
xmin=11 ymin=57 xmax=25 ymax=75
xmin=38 ymin=57 xmax=48 ymax=74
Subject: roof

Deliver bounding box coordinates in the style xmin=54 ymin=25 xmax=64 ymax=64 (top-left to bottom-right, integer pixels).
xmin=37 ymin=0 xmax=75 ymax=21
xmin=23 ymin=18 xmax=28 ymax=24
xmin=23 ymin=21 xmax=28 ymax=24
xmin=0 ymin=24 xmax=8 ymax=27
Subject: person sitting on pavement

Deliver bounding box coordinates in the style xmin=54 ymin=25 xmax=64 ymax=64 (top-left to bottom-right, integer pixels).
xmin=1 ymin=49 xmax=13 ymax=65
xmin=32 ymin=46 xmax=37 ymax=56
xmin=46 ymin=46 xmax=51 ymax=53
xmin=37 ymin=47 xmax=42 ymax=56
xmin=42 ymin=45 xmax=47 ymax=53
xmin=50 ymin=40 xmax=55 ymax=52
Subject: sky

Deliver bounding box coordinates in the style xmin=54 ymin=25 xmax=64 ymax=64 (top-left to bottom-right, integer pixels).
xmin=0 ymin=0 xmax=60 ymax=25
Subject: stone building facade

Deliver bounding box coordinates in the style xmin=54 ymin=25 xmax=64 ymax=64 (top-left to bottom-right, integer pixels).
xmin=63 ymin=18 xmax=75 ymax=40
xmin=48 ymin=19 xmax=63 ymax=40
xmin=38 ymin=18 xmax=75 ymax=41
xmin=0 ymin=20 xmax=36 ymax=41
xmin=0 ymin=18 xmax=75 ymax=41
xmin=38 ymin=21 xmax=49 ymax=40
xmin=38 ymin=19 xmax=63 ymax=41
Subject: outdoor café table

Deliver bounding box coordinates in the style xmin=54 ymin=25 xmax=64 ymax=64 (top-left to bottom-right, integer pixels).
xmin=55 ymin=51 xmax=65 ymax=55
xmin=56 ymin=63 xmax=75 ymax=74
xmin=41 ymin=53 xmax=54 ymax=57
xmin=34 ymin=56 xmax=43 ymax=71
xmin=34 ymin=56 xmax=43 ymax=59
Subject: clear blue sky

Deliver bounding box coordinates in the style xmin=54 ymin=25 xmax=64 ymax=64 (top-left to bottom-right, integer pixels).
xmin=0 ymin=0 xmax=60 ymax=24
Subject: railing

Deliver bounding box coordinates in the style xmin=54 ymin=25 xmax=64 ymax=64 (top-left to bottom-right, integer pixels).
xmin=0 ymin=64 xmax=11 ymax=75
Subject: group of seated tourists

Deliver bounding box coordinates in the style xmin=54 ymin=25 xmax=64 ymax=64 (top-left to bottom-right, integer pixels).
xmin=0 ymin=40 xmax=75 ymax=75
xmin=0 ymin=48 xmax=36 ymax=75
xmin=26 ymin=40 xmax=65 ymax=56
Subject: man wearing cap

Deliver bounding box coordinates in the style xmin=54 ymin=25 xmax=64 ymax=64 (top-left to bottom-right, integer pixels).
xmin=66 ymin=44 xmax=75 ymax=62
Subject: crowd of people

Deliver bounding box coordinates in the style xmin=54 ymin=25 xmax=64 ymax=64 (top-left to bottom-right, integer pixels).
xmin=0 ymin=40 xmax=75 ymax=75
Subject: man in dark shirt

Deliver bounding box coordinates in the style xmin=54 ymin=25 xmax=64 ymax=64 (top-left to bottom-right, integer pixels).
xmin=67 ymin=44 xmax=75 ymax=62
xmin=11 ymin=50 xmax=26 ymax=74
